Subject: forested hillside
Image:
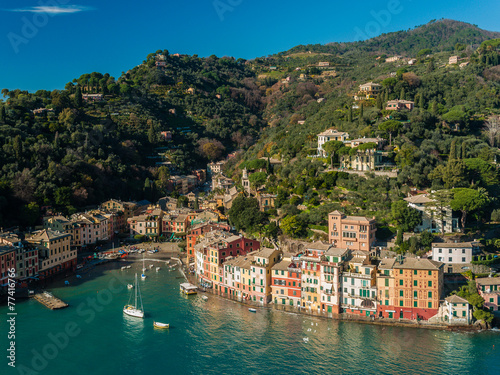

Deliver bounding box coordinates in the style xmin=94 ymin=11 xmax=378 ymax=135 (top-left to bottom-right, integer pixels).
xmin=1 ymin=19 xmax=499 ymax=234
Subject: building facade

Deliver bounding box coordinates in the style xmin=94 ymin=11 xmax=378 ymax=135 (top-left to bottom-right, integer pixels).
xmin=328 ymin=211 xmax=376 ymax=251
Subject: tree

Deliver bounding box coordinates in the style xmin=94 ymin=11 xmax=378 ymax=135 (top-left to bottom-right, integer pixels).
xmin=193 ymin=196 xmax=199 ymax=210
xmin=265 ymin=221 xmax=281 ymax=241
xmin=450 ymin=188 xmax=490 ymax=229
xmin=322 ymin=140 xmax=344 ymax=168
xmin=391 ymin=200 xmax=421 ymax=232
xmin=280 ymin=215 xmax=307 ymax=238
xmin=378 ymin=120 xmax=402 ymax=146
xmin=429 ymin=160 xmax=468 ymax=189
xmin=426 ymin=59 xmax=435 ymax=73
xmin=419 ymin=231 xmax=434 ymax=250
xmin=228 ymin=196 xmax=267 ymax=232
xmin=0 ymin=106 xmax=5 ymax=123
xmin=177 ymin=196 xmax=189 ymax=208
xmin=449 ymin=139 xmax=457 ymax=160
xmin=360 ymin=103 xmax=364 ymax=118
xmin=74 ymin=86 xmax=83 ymax=107
xmin=348 ymin=106 xmax=353 ymax=122
xmin=400 ymin=87 xmax=405 ymax=100
xmin=198 ymin=139 xmax=225 ymax=161
xmin=148 ymin=123 xmax=155 ymax=144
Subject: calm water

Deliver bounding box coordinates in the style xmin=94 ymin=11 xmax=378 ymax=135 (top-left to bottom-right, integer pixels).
xmin=2 ymin=262 xmax=499 ymax=375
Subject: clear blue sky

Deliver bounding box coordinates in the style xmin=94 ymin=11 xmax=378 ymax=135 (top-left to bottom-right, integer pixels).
xmin=0 ymin=0 xmax=499 ymax=92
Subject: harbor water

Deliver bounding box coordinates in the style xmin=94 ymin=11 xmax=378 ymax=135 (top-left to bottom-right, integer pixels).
xmin=3 ymin=261 xmax=499 ymax=375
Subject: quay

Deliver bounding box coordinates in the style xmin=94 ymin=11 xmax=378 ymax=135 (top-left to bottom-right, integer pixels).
xmin=32 ymin=292 xmax=69 ymax=310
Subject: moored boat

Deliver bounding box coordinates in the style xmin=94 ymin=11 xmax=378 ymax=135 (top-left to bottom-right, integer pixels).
xmin=123 ymin=274 xmax=144 ymax=318
xmin=201 ymin=295 xmax=208 ymax=301
xmin=156 ymin=267 xmax=161 ymax=272
xmin=127 ymin=284 xmax=133 ymax=289
xmin=249 ymin=308 xmax=257 ymax=313
xmin=153 ymin=321 xmax=169 ymax=329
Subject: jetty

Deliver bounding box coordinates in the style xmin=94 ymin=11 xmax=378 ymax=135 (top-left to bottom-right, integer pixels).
xmin=32 ymin=292 xmax=68 ymax=310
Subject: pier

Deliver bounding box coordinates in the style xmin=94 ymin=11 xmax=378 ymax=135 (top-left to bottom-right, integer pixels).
xmin=32 ymin=292 xmax=69 ymax=310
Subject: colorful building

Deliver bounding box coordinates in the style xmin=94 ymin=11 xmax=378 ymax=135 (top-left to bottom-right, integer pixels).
xmin=341 ymin=252 xmax=378 ymax=317
xmin=328 ymin=210 xmax=377 ymax=251
xmin=26 ymin=229 xmax=75 ymax=278
xmin=476 ymin=277 xmax=500 ymax=315
xmin=320 ymin=248 xmax=349 ymax=315
xmin=392 ymin=258 xmax=444 ymax=320
xmin=0 ymin=245 xmax=16 ymax=287
xmin=250 ymin=248 xmax=281 ymax=304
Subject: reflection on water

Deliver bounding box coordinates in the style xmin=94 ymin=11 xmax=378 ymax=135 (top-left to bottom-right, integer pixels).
xmin=4 ymin=265 xmax=499 ymax=375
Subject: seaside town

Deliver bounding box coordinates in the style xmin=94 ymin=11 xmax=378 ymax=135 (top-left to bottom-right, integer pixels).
xmin=1 ymin=151 xmax=498 ymax=329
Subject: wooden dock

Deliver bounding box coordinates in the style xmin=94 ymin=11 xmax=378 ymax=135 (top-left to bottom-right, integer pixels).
xmin=33 ymin=292 xmax=69 ymax=310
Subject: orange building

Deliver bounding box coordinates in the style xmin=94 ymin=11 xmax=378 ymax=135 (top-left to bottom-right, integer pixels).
xmin=392 ymin=258 xmax=444 ymax=320
xmin=328 ymin=210 xmax=376 ymax=251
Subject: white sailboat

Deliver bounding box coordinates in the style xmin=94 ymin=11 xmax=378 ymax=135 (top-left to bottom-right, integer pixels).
xmin=123 ymin=274 xmax=144 ymax=318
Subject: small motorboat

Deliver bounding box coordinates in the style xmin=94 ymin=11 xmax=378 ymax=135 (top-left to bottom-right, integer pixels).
xmin=153 ymin=321 xmax=169 ymax=329
xmin=141 ymin=274 xmax=147 ymax=280
xmin=149 ymin=264 xmax=154 ymax=269
xmin=156 ymin=267 xmax=161 ymax=272
xmin=121 ymin=266 xmax=126 ymax=270
xmin=201 ymin=295 xmax=208 ymax=301
xmin=127 ymin=284 xmax=133 ymax=289
xmin=249 ymin=308 xmax=257 ymax=313
xmin=126 ymin=266 xmax=132 ymax=269
xmin=76 ymin=275 xmax=82 ymax=279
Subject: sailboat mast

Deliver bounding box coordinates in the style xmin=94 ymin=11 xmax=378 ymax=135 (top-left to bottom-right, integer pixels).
xmin=135 ymin=273 xmax=138 ymax=308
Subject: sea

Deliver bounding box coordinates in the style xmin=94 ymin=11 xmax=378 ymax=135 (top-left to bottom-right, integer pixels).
xmin=2 ymin=261 xmax=499 ymax=375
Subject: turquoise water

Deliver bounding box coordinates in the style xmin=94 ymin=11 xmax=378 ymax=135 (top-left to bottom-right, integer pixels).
xmin=2 ymin=262 xmax=499 ymax=375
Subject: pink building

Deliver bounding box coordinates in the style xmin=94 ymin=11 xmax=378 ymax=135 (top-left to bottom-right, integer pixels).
xmin=476 ymin=277 xmax=500 ymax=315
xmin=328 ymin=211 xmax=376 ymax=251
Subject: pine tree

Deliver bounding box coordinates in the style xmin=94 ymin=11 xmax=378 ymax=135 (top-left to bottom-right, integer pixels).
xmin=0 ymin=106 xmax=5 ymax=123
xmin=384 ymin=90 xmax=389 ymax=102
xmin=74 ymin=86 xmax=83 ymax=107
xmin=462 ymin=141 xmax=467 ymax=159
xmin=360 ymin=103 xmax=364 ymax=118
xmin=266 ymin=157 xmax=272 ymax=174
xmin=431 ymin=101 xmax=437 ymax=115
xmin=348 ymin=106 xmax=353 ymax=122
xmin=400 ymin=88 xmax=405 ymax=100
xmin=194 ymin=196 xmax=199 ymax=210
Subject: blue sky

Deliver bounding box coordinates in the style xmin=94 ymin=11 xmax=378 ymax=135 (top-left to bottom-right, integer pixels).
xmin=0 ymin=0 xmax=499 ymax=92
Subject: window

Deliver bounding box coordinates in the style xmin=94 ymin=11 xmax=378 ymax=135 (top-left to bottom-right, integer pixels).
xmin=428 ymin=302 xmax=432 ymax=308
xmin=462 ymin=257 xmax=466 ymax=262
xmin=414 ymin=270 xmax=417 ymax=275
xmin=428 ymin=271 xmax=432 ymax=276
xmin=414 ymin=301 xmax=418 ymax=307
xmin=428 ymin=291 xmax=432 ymax=298
xmin=413 ymin=291 xmax=418 ymax=298
xmin=385 ymin=279 xmax=389 ymax=287
xmin=400 ymin=270 xmax=403 ymax=275
xmin=413 ymin=280 xmax=417 ymax=287
xmin=399 ymin=280 xmax=403 ymax=286
xmin=399 ymin=290 xmax=403 ymax=297
xmin=428 ymin=281 xmax=432 ymax=287
xmin=449 ymin=257 xmax=452 ymax=262
xmin=399 ymin=300 xmax=403 ymax=306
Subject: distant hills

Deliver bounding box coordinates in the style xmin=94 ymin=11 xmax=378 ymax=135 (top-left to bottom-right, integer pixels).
xmin=282 ymin=19 xmax=500 ymax=56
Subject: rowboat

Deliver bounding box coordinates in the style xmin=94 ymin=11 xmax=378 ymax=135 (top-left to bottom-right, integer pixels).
xmin=153 ymin=321 xmax=169 ymax=329
xmin=249 ymin=308 xmax=257 ymax=313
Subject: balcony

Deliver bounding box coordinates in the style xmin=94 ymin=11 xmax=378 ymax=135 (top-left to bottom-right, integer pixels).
xmin=344 ymin=272 xmax=372 ymax=279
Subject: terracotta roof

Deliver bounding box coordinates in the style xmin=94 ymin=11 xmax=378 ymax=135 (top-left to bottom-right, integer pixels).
xmin=445 ymin=295 xmax=469 ymax=304
xmin=393 ymin=258 xmax=443 ymax=270
xmin=272 ymin=261 xmax=291 ymax=271
xmin=432 ymin=242 xmax=478 ymax=248
xmin=404 ymin=194 xmax=433 ymax=204
xmin=325 ymin=248 xmax=349 ymax=257
xmin=254 ymin=247 xmax=278 ymax=259
xmin=306 ymin=241 xmax=331 ymax=251
xmin=378 ymin=258 xmax=396 ymax=269
xmin=475 ymin=277 xmax=500 ymax=286
xmin=28 ymin=229 xmax=70 ymax=242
